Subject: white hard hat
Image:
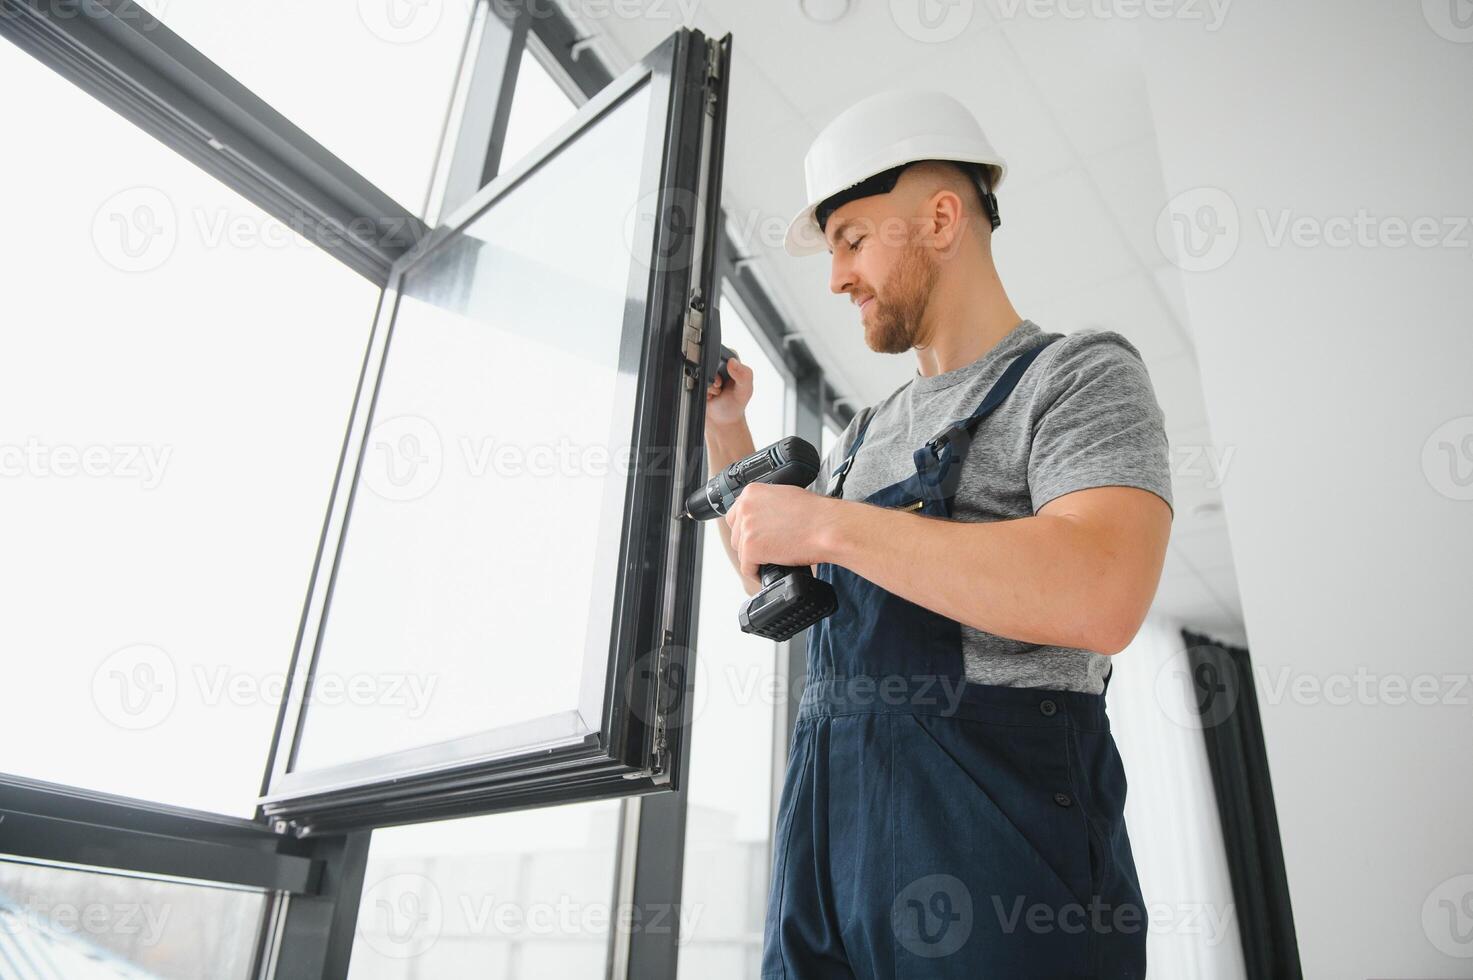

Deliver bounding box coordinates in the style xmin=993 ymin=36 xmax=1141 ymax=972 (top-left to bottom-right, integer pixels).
xmin=784 ymin=89 xmax=1008 ymax=257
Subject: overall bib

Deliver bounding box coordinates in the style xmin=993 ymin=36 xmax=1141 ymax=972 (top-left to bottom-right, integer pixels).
xmin=760 ymin=340 xmax=1147 ymax=979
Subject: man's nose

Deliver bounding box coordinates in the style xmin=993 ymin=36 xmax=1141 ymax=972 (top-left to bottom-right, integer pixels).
xmin=829 ymin=252 xmax=855 ymax=296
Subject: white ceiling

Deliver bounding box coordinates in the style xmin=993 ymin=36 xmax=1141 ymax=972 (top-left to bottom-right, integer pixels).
xmin=570 ymin=0 xmax=1244 ymax=641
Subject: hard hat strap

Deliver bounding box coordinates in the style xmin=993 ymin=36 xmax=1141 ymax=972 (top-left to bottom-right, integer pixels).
xmin=814 ymin=160 xmax=1002 ymax=236
xmin=815 ymin=163 xmax=912 ymax=234
xmin=981 ymin=188 xmax=1002 ymax=232
xmin=960 ymin=160 xmax=1003 ymax=232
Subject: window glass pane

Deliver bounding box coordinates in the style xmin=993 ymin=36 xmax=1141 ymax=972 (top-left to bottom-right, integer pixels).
xmin=0 ymin=41 xmax=381 ymax=814
xmin=676 ymin=296 xmax=787 ymax=977
xmin=719 ymin=297 xmax=788 ymax=450
xmin=821 ymin=421 xmax=839 ymax=461
xmin=0 ymin=860 xmax=268 ymax=979
xmin=499 ymin=45 xmax=579 ymax=176
xmin=154 ymin=0 xmax=475 ymax=215
xmin=292 ymin=82 xmax=654 ymax=772
xmin=347 ymin=800 xmax=621 ymax=977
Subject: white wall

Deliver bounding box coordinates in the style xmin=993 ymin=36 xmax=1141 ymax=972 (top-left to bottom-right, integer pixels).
xmin=1138 ymin=1 xmax=1473 ymax=975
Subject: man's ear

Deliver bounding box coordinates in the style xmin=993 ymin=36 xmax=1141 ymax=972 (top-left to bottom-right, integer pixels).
xmin=929 ymin=188 xmax=973 ymax=260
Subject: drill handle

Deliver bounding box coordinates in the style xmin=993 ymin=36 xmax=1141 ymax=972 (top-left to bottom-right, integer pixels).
xmin=758 ymin=563 xmax=800 ymax=588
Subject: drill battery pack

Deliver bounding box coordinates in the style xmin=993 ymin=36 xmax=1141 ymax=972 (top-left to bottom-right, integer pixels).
xmin=738 ymin=567 xmax=839 ymax=641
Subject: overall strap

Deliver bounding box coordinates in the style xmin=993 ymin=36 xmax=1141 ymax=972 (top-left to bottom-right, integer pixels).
xmin=914 ymin=337 xmax=1059 ymax=467
xmin=828 ymin=405 xmax=877 ymax=499
xmin=831 ymin=337 xmax=1059 ymax=499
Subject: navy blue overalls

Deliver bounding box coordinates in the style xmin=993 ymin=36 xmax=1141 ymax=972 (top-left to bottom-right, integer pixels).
xmin=760 ymin=339 xmax=1147 ymax=979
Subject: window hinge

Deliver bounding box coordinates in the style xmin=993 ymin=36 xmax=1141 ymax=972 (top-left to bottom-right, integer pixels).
xmin=704 ymin=38 xmax=722 ymax=115
xmin=681 ymin=289 xmax=705 ymax=388
xmin=269 ymin=817 xmax=313 ymax=838
xmin=650 ymin=631 xmax=674 ymax=775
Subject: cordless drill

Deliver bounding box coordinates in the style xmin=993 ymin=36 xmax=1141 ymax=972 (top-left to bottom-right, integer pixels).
xmin=684 ymin=433 xmax=838 ymax=641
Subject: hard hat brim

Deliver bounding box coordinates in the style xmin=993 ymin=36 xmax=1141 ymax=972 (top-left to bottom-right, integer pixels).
xmin=783 ymin=203 xmax=828 ymax=257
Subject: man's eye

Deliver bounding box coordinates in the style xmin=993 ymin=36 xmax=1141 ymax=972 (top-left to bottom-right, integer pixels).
xmin=846 ymin=235 xmax=865 ymax=252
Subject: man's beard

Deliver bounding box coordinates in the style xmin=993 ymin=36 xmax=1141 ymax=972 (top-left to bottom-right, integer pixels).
xmin=863 ymin=242 xmax=938 ymax=355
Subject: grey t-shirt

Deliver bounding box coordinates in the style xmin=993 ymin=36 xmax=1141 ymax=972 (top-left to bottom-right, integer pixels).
xmin=812 ymin=318 xmax=1173 ymax=695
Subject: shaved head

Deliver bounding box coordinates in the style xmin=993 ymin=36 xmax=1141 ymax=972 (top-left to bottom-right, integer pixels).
xmin=891 ymin=159 xmax=996 ymax=247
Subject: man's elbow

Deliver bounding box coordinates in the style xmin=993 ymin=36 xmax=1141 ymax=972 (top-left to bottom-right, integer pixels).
xmin=1090 ymin=625 xmax=1131 ymax=657
xmin=1081 ymin=557 xmax=1161 ymax=655
xmin=1089 ymin=605 xmax=1149 ymax=656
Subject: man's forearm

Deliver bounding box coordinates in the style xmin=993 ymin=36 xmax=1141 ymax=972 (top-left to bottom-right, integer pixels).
xmin=703 ymin=419 xmax=761 ymax=595
xmin=819 ymin=500 xmax=1146 ymax=655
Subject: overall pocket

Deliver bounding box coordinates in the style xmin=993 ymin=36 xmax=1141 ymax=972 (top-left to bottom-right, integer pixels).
xmin=893 ymin=713 xmax=1095 ymax=911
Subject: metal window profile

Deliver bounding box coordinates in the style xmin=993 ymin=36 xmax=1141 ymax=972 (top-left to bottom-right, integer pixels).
xmin=501 ymin=17 xmax=848 ymax=980
xmin=610 ymin=28 xmax=733 ymax=979
xmin=0 ymin=775 xmax=372 ymax=980
xmin=0 ymin=774 xmax=317 ymax=893
xmin=521 ymin=0 xmax=855 ymax=440
xmin=524 ymin=1 xmax=837 ymax=944
xmin=428 ymin=0 xmax=530 ymax=225
xmin=260 ymin=831 xmax=372 ymax=980
xmin=256 ymin=28 xmax=732 ymax=837
xmin=523 ymin=0 xmax=615 ymax=101
xmin=0 ymin=0 xmax=429 ymax=285
xmin=524 ymin=26 xmax=586 ymax=109
xmin=429 ymin=4 xmax=592 ymax=225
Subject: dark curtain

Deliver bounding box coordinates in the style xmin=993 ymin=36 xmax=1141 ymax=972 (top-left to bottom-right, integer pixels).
xmin=1182 ymin=629 xmax=1302 ymax=979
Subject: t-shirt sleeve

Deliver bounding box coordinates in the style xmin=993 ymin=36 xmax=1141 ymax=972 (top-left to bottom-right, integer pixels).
xmin=1027 ymin=330 xmax=1174 ymax=516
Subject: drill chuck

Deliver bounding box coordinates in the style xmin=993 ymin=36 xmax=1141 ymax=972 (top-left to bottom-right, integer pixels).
xmin=684 ymin=436 xmax=821 ymax=519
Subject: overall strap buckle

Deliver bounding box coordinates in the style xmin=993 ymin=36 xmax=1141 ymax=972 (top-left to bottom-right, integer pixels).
xmin=922 ymin=425 xmax=959 ymax=458
xmin=830 ymin=406 xmax=877 ymax=499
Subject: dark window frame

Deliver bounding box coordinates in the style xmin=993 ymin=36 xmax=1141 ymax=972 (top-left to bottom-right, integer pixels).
xmin=0 ymin=0 xmax=430 ymax=284
xmin=1 ymin=0 xmax=852 ymax=973
xmin=255 ymin=27 xmax=729 ymax=837
xmin=1182 ymin=629 xmax=1302 ymax=978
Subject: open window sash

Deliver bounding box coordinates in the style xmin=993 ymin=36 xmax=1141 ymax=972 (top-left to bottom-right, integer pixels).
xmin=257 ymin=29 xmax=731 ymax=837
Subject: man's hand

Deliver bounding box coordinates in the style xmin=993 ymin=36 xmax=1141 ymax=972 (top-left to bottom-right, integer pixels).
xmin=704 ymin=354 xmax=761 ymax=592
xmin=724 ymin=483 xmax=845 ymax=582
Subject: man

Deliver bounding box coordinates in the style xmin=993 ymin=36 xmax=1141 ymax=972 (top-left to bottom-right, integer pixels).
xmin=703 ymin=90 xmax=1172 ymax=977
